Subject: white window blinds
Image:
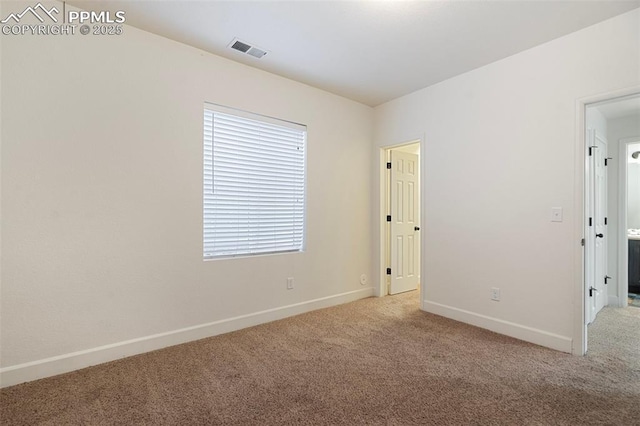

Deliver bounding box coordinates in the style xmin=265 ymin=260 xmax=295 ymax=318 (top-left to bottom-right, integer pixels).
xmin=203 ymin=104 xmax=306 ymax=259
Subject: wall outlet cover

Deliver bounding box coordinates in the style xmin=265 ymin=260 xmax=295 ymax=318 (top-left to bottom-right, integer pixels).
xmin=551 ymin=207 xmax=563 ymax=222
xmin=491 ymin=287 xmax=501 ymax=301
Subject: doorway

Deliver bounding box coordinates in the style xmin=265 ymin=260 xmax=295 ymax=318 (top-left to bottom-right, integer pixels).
xmin=583 ymin=93 xmax=640 ymax=352
xmin=381 ymin=141 xmax=421 ymax=296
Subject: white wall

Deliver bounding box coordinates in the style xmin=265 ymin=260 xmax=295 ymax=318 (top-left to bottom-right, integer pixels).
xmin=373 ymin=9 xmax=640 ymax=352
xmin=605 ymin=116 xmax=640 ymax=302
xmin=0 ymin=1 xmax=373 ymax=385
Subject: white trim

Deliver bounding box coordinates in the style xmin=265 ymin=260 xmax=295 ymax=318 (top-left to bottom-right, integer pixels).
xmin=608 ymin=295 xmax=620 ymax=306
xmin=420 ymin=136 xmax=426 ymax=311
xmin=574 ymin=86 xmax=640 ymax=356
xmin=0 ymin=288 xmax=374 ymax=388
xmin=574 ymin=97 xmax=587 ymax=356
xmin=618 ymin=137 xmax=640 ymax=307
xmin=377 ymin=147 xmax=388 ymax=297
xmin=423 ymin=301 xmax=573 ymax=353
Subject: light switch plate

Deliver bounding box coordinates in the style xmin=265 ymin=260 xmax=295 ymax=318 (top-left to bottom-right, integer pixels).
xmin=551 ymin=207 xmax=563 ymax=222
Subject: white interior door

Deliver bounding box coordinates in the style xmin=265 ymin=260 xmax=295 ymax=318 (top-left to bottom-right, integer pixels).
xmin=594 ymin=132 xmax=608 ymax=314
xmin=587 ymin=129 xmax=608 ymax=324
xmin=390 ymin=150 xmax=420 ymax=294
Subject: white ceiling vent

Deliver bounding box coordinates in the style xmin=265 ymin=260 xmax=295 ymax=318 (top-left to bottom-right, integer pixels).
xmin=228 ymin=38 xmax=268 ymax=59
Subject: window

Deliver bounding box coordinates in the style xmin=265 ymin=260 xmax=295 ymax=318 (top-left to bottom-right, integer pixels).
xmin=203 ymin=104 xmax=306 ymax=258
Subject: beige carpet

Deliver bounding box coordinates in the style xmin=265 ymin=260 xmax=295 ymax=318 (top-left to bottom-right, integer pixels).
xmin=587 ymin=304 xmax=640 ymax=374
xmin=1 ymin=291 xmax=639 ymax=425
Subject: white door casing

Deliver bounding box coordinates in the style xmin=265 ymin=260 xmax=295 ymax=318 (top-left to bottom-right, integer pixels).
xmin=390 ymin=150 xmax=420 ymax=294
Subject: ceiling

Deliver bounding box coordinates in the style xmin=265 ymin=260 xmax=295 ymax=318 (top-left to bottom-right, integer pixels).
xmin=594 ymin=95 xmax=640 ymax=120
xmin=73 ymin=0 xmax=640 ymax=107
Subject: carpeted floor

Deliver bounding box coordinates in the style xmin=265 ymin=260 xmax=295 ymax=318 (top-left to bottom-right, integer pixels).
xmin=588 ymin=304 xmax=640 ymax=375
xmin=1 ymin=291 xmax=639 ymax=425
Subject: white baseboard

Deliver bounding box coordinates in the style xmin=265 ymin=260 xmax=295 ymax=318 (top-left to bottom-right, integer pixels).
xmin=607 ymin=295 xmax=620 ymax=307
xmin=423 ymin=300 xmax=572 ymax=353
xmin=1 ymin=288 xmax=374 ymax=388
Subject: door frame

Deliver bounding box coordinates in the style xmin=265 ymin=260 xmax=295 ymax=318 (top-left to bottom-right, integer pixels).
xmin=574 ymin=86 xmax=640 ymax=356
xmin=378 ymin=137 xmax=424 ymax=303
xmin=618 ymin=137 xmax=640 ymax=307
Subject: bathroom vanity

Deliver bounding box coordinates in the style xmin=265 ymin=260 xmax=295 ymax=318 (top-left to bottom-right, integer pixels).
xmin=630 ymin=234 xmax=640 ymax=295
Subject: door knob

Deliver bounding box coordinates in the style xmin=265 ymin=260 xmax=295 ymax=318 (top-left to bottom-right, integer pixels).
xmin=414 ymin=226 xmax=420 ymax=231
xmin=596 ymin=233 xmax=604 ymax=238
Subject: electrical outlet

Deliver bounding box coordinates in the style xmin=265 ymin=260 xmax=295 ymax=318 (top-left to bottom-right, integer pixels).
xmin=491 ymin=287 xmax=500 ymax=301
xmin=360 ymin=274 xmax=368 ymax=286
xmin=287 ymin=277 xmax=294 ymax=290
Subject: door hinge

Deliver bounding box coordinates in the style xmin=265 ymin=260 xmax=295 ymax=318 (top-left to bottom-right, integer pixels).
xmin=589 ymin=217 xmax=592 ymax=227
xmin=386 ymin=162 xmax=392 ymax=169
xmin=386 ymin=215 xmax=391 ymax=222
xmin=604 ymin=275 xmax=612 ymax=284
xmin=581 ymin=238 xmax=585 ymax=246
xmin=386 ymin=267 xmax=391 ymax=275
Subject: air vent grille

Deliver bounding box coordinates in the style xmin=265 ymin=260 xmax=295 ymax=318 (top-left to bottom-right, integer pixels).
xmin=231 ymin=40 xmax=251 ymax=53
xmin=228 ymin=38 xmax=268 ymax=59
xmin=246 ymin=47 xmax=267 ymax=59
